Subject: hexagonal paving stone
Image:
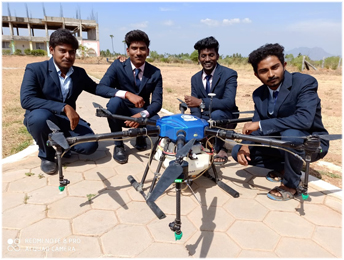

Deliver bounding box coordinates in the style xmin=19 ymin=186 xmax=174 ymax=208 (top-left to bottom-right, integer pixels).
xmin=27 ymin=186 xmax=67 ymax=204
xmin=263 ymin=211 xmax=315 ymax=238
xmin=101 ymin=224 xmax=153 ymax=257
xmin=275 ymin=237 xmax=333 ymax=257
xmin=67 ymin=180 xmax=105 ymax=197
xmin=193 ymin=176 xmax=218 ymax=188
xmin=137 ymin=242 xmax=189 ymax=258
xmin=105 ymin=174 xmax=139 ymax=191
xmin=222 ymin=181 xmax=259 ymax=199
xmin=78 ymin=150 xmax=107 ymax=161
xmin=157 ymin=193 xmax=198 ymax=216
xmin=2 ymin=169 xmax=29 ymax=183
xmin=8 ymin=176 xmax=47 ymax=193
xmin=312 ymin=226 xmax=342 ymax=257
xmin=3 ymin=182 xmax=9 ymax=192
xmin=302 ymin=204 xmax=342 ymax=227
xmin=47 ymin=172 xmax=84 ymax=187
xmin=63 ymin=160 xmax=97 ymax=173
xmin=224 ymin=168 xmax=255 ymax=183
xmin=238 ymin=250 xmax=278 ymax=258
xmin=227 ymin=221 xmax=279 ymax=250
xmin=117 ymin=201 xmax=156 ymax=225
xmin=2 ymin=228 xmax=20 ymax=254
xmin=3 ymin=204 xmax=46 ymax=229
xmin=254 ymin=194 xmax=300 ymax=212
xmin=303 ymin=187 xmax=326 ymax=204
xmin=324 ymin=196 xmax=342 ymax=213
xmin=147 ymin=215 xmax=197 ymax=244
xmin=194 ymin=186 xmax=232 ymax=207
xmin=20 ymin=218 xmax=72 ymax=248
xmin=48 ymin=197 xmax=91 ymax=219
xmin=223 ymin=198 xmax=269 ymax=221
xmin=46 ymin=235 xmax=103 ymax=258
xmin=72 ymin=210 xmax=118 ymax=236
xmin=187 ymin=206 xmax=235 ymax=232
xmin=2 ymin=192 xmax=25 ymax=211
xmin=248 ymin=176 xmax=279 ymax=191
xmin=185 ymin=231 xmax=241 ymax=257
xmin=90 ymin=188 xmax=130 ymax=211
xmin=83 ymin=166 xmax=117 ymax=181
xmin=114 ymin=162 xmax=146 ymax=176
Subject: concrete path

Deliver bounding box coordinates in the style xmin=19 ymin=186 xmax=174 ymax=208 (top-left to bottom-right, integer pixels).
xmin=2 ymin=84 xmax=342 ymax=258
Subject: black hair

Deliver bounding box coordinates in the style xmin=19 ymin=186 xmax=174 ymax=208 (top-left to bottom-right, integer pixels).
xmin=125 ymin=30 xmax=150 ymax=48
xmin=248 ymin=43 xmax=285 ymax=73
xmin=49 ymin=28 xmax=79 ymax=50
xmin=194 ymin=36 xmax=219 ymax=55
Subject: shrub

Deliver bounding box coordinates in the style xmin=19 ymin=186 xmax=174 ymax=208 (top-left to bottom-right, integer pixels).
xmin=30 ymin=49 xmax=47 ymax=56
xmin=2 ymin=49 xmax=11 ymax=55
xmin=14 ymin=49 xmax=22 ymax=55
xmin=24 ymin=49 xmax=31 ymax=55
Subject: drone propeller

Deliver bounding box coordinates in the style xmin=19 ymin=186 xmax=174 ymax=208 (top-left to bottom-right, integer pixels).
xmin=148 ymin=138 xmax=196 ymax=202
xmin=232 ymin=110 xmax=254 ymax=114
xmin=253 ymin=134 xmax=342 ymax=141
xmin=46 ymin=120 xmax=70 ymax=150
xmin=316 ymin=134 xmax=342 ymax=141
xmin=92 ymin=102 xmax=103 ymax=109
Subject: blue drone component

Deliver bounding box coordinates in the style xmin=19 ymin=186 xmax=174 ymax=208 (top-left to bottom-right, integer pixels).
xmin=156 ymin=114 xmax=209 ymax=142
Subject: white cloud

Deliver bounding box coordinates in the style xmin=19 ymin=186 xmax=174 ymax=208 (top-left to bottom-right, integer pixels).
xmin=200 ymin=18 xmax=220 ymax=27
xmin=163 ymin=20 xmax=174 ymax=26
xmin=131 ymin=21 xmax=149 ymax=28
xmin=242 ymin=18 xmax=252 ymax=24
xmin=223 ymin=18 xmax=240 ymax=25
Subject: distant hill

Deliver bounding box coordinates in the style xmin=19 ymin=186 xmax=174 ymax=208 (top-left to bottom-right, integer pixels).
xmin=285 ymin=47 xmax=337 ymax=61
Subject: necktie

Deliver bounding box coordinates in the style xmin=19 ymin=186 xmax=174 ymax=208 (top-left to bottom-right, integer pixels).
xmin=205 ymin=74 xmax=212 ymax=94
xmin=273 ymin=91 xmax=279 ymax=106
xmin=134 ymin=68 xmax=141 ymax=90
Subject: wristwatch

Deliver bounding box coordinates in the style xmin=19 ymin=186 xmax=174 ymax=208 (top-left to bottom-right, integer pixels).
xmin=199 ymin=100 xmax=206 ymax=110
xmin=140 ymin=111 xmax=147 ymax=118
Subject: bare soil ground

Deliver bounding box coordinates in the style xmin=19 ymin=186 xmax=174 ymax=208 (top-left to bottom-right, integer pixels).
xmin=2 ymin=56 xmax=342 ymax=187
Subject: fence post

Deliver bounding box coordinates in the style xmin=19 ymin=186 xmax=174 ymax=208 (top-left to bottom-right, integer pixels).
xmin=322 ymin=57 xmax=325 ymax=68
xmin=301 ymin=56 xmax=305 ymax=71
xmin=337 ymin=57 xmax=341 ymax=70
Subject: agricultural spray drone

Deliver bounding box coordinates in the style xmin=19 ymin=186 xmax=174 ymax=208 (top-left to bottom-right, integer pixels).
xmin=46 ymin=94 xmax=340 ymax=240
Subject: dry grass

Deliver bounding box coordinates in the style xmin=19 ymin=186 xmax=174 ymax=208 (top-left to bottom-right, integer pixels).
xmin=2 ymin=56 xmax=342 ymax=187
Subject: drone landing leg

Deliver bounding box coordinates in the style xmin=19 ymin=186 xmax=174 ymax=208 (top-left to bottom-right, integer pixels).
xmin=169 ymin=181 xmax=182 ymax=241
xmin=299 ymin=152 xmax=312 ymax=200
xmin=56 ymin=146 xmax=70 ymax=192
xmin=206 ymin=163 xmax=239 ymax=198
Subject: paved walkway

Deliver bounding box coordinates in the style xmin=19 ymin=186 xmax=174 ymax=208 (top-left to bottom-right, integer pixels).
xmin=2 ymin=85 xmax=342 ymax=258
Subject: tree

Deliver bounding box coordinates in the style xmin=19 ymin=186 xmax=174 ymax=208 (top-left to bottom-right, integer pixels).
xmin=190 ymin=50 xmax=199 ymax=63
xmin=109 ymin=35 xmax=114 ymax=56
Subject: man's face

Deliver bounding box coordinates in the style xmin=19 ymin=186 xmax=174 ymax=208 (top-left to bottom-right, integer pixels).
xmin=255 ymin=55 xmax=286 ymax=90
xmin=199 ymin=48 xmax=219 ymax=74
xmin=127 ymin=41 xmax=149 ymax=67
xmin=49 ymin=44 xmax=76 ymax=72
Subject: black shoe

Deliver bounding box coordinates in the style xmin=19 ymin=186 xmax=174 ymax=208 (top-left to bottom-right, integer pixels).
xmin=135 ymin=136 xmax=147 ymax=151
xmin=40 ymin=159 xmax=57 ymax=175
xmin=113 ymin=146 xmax=128 ymax=164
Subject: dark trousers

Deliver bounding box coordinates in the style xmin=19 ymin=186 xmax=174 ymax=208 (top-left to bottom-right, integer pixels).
xmin=106 ymin=97 xmax=160 ymax=146
xmin=201 ymin=109 xmax=238 ymax=152
xmin=24 ymin=109 xmax=98 ymax=162
xmin=231 ymin=129 xmax=322 ymax=189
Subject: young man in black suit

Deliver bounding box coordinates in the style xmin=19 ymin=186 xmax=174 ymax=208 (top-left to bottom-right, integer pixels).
xmin=184 ymin=36 xmax=239 ymax=165
xmin=98 ymin=30 xmax=163 ymax=164
xmin=231 ymin=43 xmax=329 ymax=201
xmin=20 ymin=29 xmax=117 ymax=174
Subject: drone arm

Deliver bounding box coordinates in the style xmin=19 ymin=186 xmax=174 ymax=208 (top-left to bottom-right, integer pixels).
xmin=209 ymin=117 xmax=253 ymax=127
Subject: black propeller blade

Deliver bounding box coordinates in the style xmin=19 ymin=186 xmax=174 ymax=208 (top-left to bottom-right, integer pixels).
xmin=318 ymin=134 xmax=342 ymax=141
xmin=46 ymin=120 xmax=70 ymax=150
xmin=92 ymin=102 xmax=103 ymax=108
xmin=232 ymin=110 xmax=254 ymax=114
xmin=147 ymin=163 xmax=183 ymax=202
xmin=176 ymin=138 xmax=196 ymax=159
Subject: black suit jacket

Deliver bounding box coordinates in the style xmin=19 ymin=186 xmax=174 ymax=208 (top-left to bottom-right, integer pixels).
xmin=190 ymin=63 xmax=238 ymax=118
xmin=251 ymin=70 xmax=329 ymax=154
xmin=98 ymin=58 xmax=163 ymax=116
xmin=20 ymin=58 xmax=117 ymax=117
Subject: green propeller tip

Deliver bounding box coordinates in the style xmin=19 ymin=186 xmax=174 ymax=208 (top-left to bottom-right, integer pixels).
xmin=59 ymin=186 xmax=65 ymax=192
xmin=302 ymin=193 xmax=309 ymax=200
xmin=175 ymin=232 xmax=183 ymax=241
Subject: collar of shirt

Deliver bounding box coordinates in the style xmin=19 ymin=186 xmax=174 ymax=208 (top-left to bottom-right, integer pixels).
xmin=268 ymin=83 xmax=281 ymax=98
xmin=202 ymin=65 xmax=217 ymax=89
xmin=53 ymin=60 xmax=74 ymax=79
xmin=131 ymin=61 xmax=145 ymax=81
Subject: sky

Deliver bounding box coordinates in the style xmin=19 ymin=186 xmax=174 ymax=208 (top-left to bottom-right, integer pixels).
xmin=2 ymin=1 xmax=342 ymax=57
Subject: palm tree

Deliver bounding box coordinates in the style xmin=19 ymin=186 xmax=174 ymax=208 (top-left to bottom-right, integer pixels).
xmin=109 ymin=35 xmax=114 ymax=56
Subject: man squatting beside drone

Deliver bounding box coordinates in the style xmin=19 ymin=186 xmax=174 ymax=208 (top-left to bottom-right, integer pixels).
xmin=98 ymin=30 xmax=163 ymax=164
xmin=20 ymin=29 xmax=118 ymax=175
xmin=231 ymin=43 xmax=329 ymax=201
xmin=184 ymin=36 xmax=239 ymax=165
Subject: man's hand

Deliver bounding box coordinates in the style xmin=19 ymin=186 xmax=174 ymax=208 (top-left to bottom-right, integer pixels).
xmin=184 ymin=95 xmax=202 ymax=108
xmin=125 ymin=92 xmax=145 ymax=108
xmin=64 ymin=104 xmax=80 ymax=130
xmin=124 ymin=112 xmax=141 ymax=128
xmin=242 ymin=121 xmax=259 ymax=135
xmin=237 ymin=145 xmax=251 ymax=166
xmin=117 ymin=55 xmax=126 ymax=63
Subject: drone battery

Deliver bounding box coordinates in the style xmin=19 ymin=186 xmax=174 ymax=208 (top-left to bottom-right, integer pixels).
xmin=156 ymin=114 xmax=209 ymax=142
